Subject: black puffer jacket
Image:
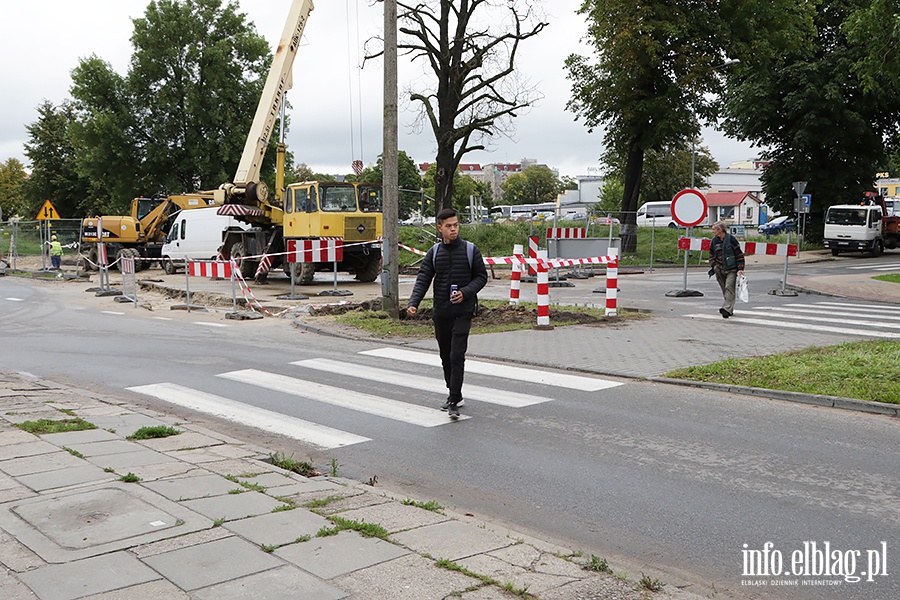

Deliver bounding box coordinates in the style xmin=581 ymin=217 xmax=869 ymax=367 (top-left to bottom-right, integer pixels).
xmin=408 ymin=237 xmax=488 ymax=318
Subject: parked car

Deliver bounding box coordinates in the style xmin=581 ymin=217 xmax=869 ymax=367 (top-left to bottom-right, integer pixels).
xmin=757 ymin=215 xmax=795 ymax=237
xmin=566 ymin=212 xmax=588 ymax=222
xmin=591 ymin=215 xmax=621 ymax=226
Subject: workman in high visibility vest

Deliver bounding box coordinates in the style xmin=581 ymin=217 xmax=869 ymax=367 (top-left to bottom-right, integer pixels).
xmin=49 ymin=235 xmax=63 ymax=270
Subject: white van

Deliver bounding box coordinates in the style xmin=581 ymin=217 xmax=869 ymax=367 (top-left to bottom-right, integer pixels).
xmin=161 ymin=207 xmax=249 ymax=274
xmin=635 ymin=201 xmax=678 ymax=228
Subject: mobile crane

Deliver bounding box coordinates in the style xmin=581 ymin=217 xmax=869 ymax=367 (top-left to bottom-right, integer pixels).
xmin=215 ymin=0 xmax=383 ymax=283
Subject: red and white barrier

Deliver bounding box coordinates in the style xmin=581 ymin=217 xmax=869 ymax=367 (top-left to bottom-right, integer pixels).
xmin=188 ymin=260 xmax=233 ymax=279
xmin=528 ymin=235 xmax=539 ymax=276
xmin=288 ymin=238 xmax=344 ymax=263
xmin=546 ymin=228 xmax=586 ymax=239
xmin=509 ymin=243 xmax=523 ymax=305
xmin=678 ymin=237 xmax=798 ymax=256
xmin=535 ymin=250 xmax=550 ymax=327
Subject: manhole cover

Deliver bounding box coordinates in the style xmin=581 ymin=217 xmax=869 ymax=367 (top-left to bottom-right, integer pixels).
xmin=12 ymin=488 xmax=176 ymax=549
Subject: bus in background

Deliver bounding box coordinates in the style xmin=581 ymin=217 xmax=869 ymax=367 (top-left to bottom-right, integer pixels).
xmin=490 ymin=202 xmax=558 ymax=221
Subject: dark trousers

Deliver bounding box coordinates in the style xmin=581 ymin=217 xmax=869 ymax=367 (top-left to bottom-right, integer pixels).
xmin=433 ymin=315 xmax=472 ymax=403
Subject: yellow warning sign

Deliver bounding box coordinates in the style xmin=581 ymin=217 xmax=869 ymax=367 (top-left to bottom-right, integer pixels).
xmin=35 ymin=200 xmax=60 ymax=220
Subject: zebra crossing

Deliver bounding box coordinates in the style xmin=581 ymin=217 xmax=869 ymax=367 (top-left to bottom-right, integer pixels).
xmin=846 ymin=260 xmax=900 ymax=272
xmin=128 ymin=348 xmax=623 ymax=449
xmin=685 ymin=301 xmax=900 ymax=338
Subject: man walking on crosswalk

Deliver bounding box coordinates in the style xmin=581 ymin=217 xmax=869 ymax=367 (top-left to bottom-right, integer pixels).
xmin=406 ymin=208 xmax=488 ymax=419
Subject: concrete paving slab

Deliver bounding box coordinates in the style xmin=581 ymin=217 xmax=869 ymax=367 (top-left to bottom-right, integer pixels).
xmin=182 ymin=490 xmax=286 ymax=522
xmin=333 ymin=552 xmax=475 ymax=599
xmin=391 ymin=520 xmax=515 ymax=561
xmin=17 ymin=551 xmax=160 ymax=600
xmin=538 ymin=574 xmax=648 ymax=600
xmin=16 ymin=463 xmax=113 ymax=492
xmin=3 ymin=410 xmax=67 ymax=424
xmin=0 ymin=482 xmax=212 ymax=562
xmin=495 ymin=546 xmax=586 ymax=578
xmin=141 ymin=535 xmax=282 ymax=591
xmin=457 ymin=552 xmax=577 ymax=595
xmin=0 ymin=484 xmax=36 ymax=503
xmin=134 ymin=431 xmax=221 ymax=453
xmin=337 ymin=501 xmax=450 ymax=534
xmin=190 ymin=458 xmax=271 ymax=477
xmin=267 ymin=478 xmax=344 ymax=497
xmin=311 ymin=490 xmax=393 ymax=515
xmin=85 ymin=448 xmax=173 ymax=471
xmin=63 ymin=439 xmax=144 ymax=457
xmin=129 ymin=528 xmax=233 ymax=559
xmin=223 ymin=507 xmax=331 ymax=546
xmin=191 ymin=564 xmax=348 ymax=600
xmin=143 ymin=473 xmax=237 ymax=501
xmin=233 ymin=471 xmax=299 ymax=489
xmin=0 ymin=428 xmax=37 ymax=446
xmin=80 ymin=579 xmax=190 ymax=600
xmin=0 ymin=529 xmax=46 ymax=572
xmin=85 ymin=414 xmax=170 ymax=438
xmin=275 ymin=530 xmax=409 ymax=579
xmin=120 ymin=461 xmax=197 ymax=482
xmin=0 ymin=450 xmax=85 ymax=476
xmin=0 ymin=568 xmax=47 ymax=600
xmin=41 ymin=429 xmax=120 ymax=446
xmin=0 ymin=439 xmax=58 ymax=460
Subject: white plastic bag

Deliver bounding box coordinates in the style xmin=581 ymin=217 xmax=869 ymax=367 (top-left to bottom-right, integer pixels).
xmin=737 ymin=273 xmax=749 ymax=303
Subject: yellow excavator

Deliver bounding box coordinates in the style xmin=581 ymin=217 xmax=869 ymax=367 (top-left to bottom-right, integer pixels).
xmin=80 ymin=193 xmax=216 ymax=271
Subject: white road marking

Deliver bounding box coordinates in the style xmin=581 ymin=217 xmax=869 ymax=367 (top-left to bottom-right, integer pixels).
xmin=799 ymin=301 xmax=900 ymax=312
xmin=5 ymin=298 xmax=25 ymax=302
xmin=218 ymin=369 xmax=468 ymax=426
xmin=738 ymin=309 xmax=900 ymax=330
xmin=195 ymin=322 xmax=228 ymax=328
xmin=127 ymin=382 xmax=369 ymax=449
xmin=359 ymin=348 xmax=622 ymax=392
xmin=100 ymin=311 xmax=125 ymax=315
xmin=754 ymin=306 xmax=900 ymax=322
xmin=153 ymin=317 xmax=173 ymax=321
xmin=293 ymin=358 xmax=549 ymax=408
xmin=848 ymin=263 xmax=900 ymax=270
xmin=685 ymin=313 xmax=900 ymax=338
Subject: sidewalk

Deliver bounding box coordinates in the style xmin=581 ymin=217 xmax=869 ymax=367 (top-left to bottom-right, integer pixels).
xmin=0 ymin=372 xmax=692 ymax=600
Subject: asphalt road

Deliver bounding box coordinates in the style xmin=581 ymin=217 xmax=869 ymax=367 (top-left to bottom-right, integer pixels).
xmin=1 ymin=275 xmax=898 ymax=599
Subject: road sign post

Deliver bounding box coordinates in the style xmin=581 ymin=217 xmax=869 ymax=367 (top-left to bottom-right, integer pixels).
xmin=666 ymin=189 xmax=708 ymax=298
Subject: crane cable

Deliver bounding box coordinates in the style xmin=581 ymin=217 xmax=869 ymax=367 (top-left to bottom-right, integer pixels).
xmin=346 ymin=0 xmax=365 ymax=172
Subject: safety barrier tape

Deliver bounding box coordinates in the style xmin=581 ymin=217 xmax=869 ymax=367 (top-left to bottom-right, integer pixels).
xmin=677 ymin=237 xmax=798 ymax=256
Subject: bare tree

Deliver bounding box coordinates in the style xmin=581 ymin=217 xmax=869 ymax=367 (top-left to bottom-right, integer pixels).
xmin=372 ymin=1 xmax=547 ymax=212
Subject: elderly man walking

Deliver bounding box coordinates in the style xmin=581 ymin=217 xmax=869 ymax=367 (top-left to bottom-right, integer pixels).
xmin=708 ymin=221 xmax=745 ymax=318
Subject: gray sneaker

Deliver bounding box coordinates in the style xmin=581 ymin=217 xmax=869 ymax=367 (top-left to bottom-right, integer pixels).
xmin=440 ymin=399 xmax=465 ymax=411
xmin=448 ymin=404 xmax=460 ymax=419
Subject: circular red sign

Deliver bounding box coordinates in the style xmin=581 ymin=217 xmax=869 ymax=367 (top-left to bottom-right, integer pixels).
xmin=671 ymin=189 xmax=708 ymax=227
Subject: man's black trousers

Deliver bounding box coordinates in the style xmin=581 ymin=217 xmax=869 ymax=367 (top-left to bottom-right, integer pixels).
xmin=433 ymin=315 xmax=472 ymax=403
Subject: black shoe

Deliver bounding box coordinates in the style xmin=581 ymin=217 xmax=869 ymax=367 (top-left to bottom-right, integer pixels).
xmin=448 ymin=404 xmax=460 ymax=419
xmin=440 ymin=399 xmax=465 ymax=411
xmin=719 ymin=308 xmax=731 ymax=318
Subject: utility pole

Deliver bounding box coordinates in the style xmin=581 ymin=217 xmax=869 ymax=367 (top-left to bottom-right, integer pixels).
xmin=382 ymin=0 xmax=400 ymax=317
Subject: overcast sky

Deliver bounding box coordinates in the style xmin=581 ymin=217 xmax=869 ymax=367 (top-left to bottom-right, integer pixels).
xmin=2 ymin=0 xmax=759 ymax=179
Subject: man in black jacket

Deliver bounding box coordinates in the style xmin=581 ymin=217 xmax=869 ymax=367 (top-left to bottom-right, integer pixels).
xmin=708 ymin=220 xmax=745 ymax=318
xmin=407 ymin=208 xmax=488 ymax=418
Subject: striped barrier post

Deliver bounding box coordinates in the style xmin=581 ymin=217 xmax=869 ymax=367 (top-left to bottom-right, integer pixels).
xmin=605 ymin=248 xmax=618 ymax=317
xmin=535 ymin=250 xmax=552 ymax=329
xmin=527 ymin=235 xmax=539 ymax=277
xmin=509 ymin=243 xmax=523 ymax=305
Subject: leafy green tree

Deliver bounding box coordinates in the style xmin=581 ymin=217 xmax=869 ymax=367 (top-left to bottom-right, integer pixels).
xmin=68 ymin=0 xmax=271 ymax=213
xmin=387 ymin=1 xmax=547 ymax=213
xmin=358 ymin=151 xmax=423 ymax=219
xmin=560 ymin=175 xmax=578 ymax=191
xmin=23 ymin=101 xmax=93 ymax=218
xmin=0 ymin=159 xmax=29 ymax=219
xmin=844 ymin=0 xmax=900 ymax=96
xmin=640 ymin=144 xmax=718 ymax=203
xmin=500 ymin=165 xmax=560 ymax=204
xmin=721 ymin=0 xmax=897 ymax=240
xmin=596 ymin=176 xmax=623 ymax=217
xmin=286 ymin=163 xmax=337 ymax=185
xmin=566 ymin=0 xmax=730 ymax=251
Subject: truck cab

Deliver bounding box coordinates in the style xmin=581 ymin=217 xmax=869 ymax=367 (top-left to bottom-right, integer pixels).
xmin=823 ymin=204 xmax=884 ymax=256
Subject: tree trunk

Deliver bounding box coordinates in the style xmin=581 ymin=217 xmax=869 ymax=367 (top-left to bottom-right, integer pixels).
xmin=620 ymin=142 xmax=644 ymax=254
xmin=434 ymin=143 xmax=456 ymax=213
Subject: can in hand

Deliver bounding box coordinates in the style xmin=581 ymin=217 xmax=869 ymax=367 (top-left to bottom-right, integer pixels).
xmin=450 ymin=284 xmax=458 ymax=295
